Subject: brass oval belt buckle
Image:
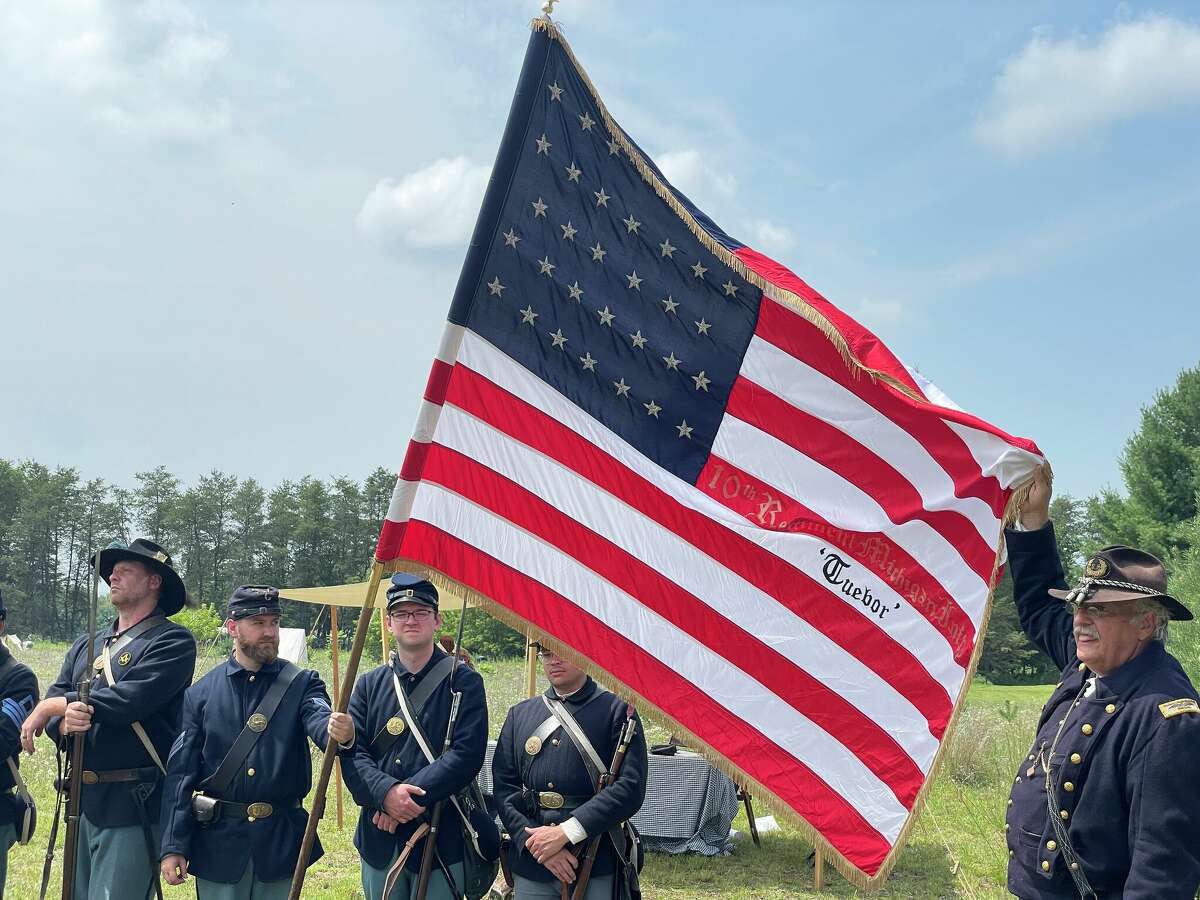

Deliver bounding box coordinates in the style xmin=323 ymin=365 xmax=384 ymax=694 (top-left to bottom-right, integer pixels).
xmin=538 ymin=791 xmax=564 ymax=809
xmin=81 ymin=771 xmax=99 ymax=785
xmin=246 ymin=802 xmax=273 ymax=819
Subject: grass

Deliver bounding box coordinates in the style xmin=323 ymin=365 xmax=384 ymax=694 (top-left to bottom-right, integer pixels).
xmin=4 ymin=645 xmax=1053 ymax=899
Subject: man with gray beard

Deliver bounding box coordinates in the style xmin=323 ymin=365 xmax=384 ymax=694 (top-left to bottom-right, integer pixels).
xmin=1004 ymin=468 xmax=1200 ymax=899
xmin=159 ymin=585 xmax=354 ymax=899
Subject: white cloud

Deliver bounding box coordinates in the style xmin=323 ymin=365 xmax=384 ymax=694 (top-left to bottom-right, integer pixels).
xmin=975 ymin=15 xmax=1200 ymax=159
xmin=0 ymin=0 xmax=231 ymax=143
xmin=356 ymin=156 xmax=490 ymax=251
xmin=657 ymin=149 xmax=737 ymax=200
xmin=750 ymin=219 xmax=795 ymax=257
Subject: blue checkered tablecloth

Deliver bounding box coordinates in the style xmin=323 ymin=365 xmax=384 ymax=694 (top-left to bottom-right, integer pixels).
xmin=480 ymin=742 xmax=737 ymax=856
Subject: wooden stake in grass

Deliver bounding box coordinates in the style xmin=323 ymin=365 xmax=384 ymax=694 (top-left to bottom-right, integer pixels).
xmin=288 ymin=561 xmax=385 ymax=900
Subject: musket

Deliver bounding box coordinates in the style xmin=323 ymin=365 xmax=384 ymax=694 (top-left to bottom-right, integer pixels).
xmin=61 ymin=545 xmax=102 ymax=900
xmin=413 ymin=600 xmax=469 ymax=900
xmin=570 ymin=713 xmax=638 ymax=900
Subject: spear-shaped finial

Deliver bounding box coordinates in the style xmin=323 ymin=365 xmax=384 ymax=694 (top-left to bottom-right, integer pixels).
xmin=541 ymin=0 xmax=558 ymax=17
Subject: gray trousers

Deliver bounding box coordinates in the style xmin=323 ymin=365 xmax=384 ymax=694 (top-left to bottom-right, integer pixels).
xmin=362 ymin=857 xmax=465 ymax=900
xmin=197 ymin=860 xmax=290 ymax=900
xmin=75 ymin=813 xmax=158 ymax=900
xmin=514 ymin=873 xmax=613 ymax=900
xmin=0 ymin=822 xmax=15 ymax=899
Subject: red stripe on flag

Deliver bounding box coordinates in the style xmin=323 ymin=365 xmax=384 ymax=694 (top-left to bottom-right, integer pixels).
xmin=445 ymin=365 xmax=953 ymax=735
xmin=424 ymin=359 xmax=454 ymax=405
xmin=399 ymin=519 xmax=896 ymax=873
xmin=375 ymin=518 xmax=406 ymax=562
xmin=736 ymin=248 xmax=925 ymax=397
xmin=697 ymin=454 xmax=976 ymax=667
xmin=726 ymin=377 xmax=996 ymax=580
xmin=420 ymin=442 xmax=926 ymax=805
xmin=399 ymin=440 xmax=432 ymax=483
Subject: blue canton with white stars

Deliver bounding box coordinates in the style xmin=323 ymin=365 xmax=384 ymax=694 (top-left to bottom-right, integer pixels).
xmin=462 ymin=43 xmax=763 ymax=484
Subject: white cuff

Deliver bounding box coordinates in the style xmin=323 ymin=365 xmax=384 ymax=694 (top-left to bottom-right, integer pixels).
xmin=560 ymin=816 xmax=588 ymax=845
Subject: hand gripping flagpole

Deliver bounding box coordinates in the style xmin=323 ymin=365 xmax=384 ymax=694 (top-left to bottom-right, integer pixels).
xmin=288 ymin=561 xmax=386 ymax=900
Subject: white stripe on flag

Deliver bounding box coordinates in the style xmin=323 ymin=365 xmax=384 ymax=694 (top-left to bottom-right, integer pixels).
xmin=943 ymin=419 xmax=1046 ymax=490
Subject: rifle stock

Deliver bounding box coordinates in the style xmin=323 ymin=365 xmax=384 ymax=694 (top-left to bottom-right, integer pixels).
xmin=570 ymin=716 xmax=637 ymax=900
xmin=59 ymin=680 xmax=89 ymax=900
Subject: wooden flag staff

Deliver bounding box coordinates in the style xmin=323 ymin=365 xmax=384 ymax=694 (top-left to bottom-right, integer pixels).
xmin=288 ymin=561 xmax=386 ymax=899
xmin=329 ymin=604 xmax=344 ymax=830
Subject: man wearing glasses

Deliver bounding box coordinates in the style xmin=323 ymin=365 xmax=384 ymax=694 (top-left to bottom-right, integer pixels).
xmin=1004 ymin=468 xmax=1200 ymax=900
xmin=341 ymin=573 xmax=488 ymax=900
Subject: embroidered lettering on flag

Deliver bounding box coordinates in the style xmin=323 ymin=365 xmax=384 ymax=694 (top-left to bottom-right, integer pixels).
xmin=374 ymin=18 xmax=1043 ymax=887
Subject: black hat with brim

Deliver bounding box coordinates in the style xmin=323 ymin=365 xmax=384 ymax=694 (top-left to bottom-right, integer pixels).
xmin=1048 ymin=544 xmax=1193 ymax=622
xmin=89 ymin=538 xmax=192 ymax=617
xmin=385 ymin=573 xmax=438 ymax=611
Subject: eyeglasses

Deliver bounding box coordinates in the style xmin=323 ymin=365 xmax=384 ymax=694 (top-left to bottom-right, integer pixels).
xmin=535 ymin=649 xmax=559 ymax=661
xmin=389 ymin=609 xmax=433 ymax=622
xmin=1062 ymin=599 xmax=1120 ymax=619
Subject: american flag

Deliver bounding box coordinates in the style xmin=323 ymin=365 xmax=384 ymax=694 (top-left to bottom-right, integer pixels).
xmin=376 ymin=20 xmax=1044 ymax=885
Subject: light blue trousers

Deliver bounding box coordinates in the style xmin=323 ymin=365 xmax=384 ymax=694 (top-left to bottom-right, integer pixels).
xmin=74 ymin=813 xmax=158 ymax=900
xmin=196 ymin=860 xmax=290 ymax=900
xmin=362 ymin=857 xmax=465 ymax=900
xmin=514 ymin=873 xmax=613 ymax=899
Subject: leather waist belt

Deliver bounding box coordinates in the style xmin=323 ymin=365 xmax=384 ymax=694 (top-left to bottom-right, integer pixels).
xmin=536 ymin=791 xmax=590 ymax=811
xmin=217 ymin=799 xmax=300 ymax=821
xmin=81 ymin=767 xmax=162 ymax=785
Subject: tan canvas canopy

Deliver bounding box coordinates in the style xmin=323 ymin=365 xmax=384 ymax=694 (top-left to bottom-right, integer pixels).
xmin=278 ymin=580 xmax=467 ymax=611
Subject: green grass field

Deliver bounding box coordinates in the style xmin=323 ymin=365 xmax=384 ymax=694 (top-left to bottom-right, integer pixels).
xmin=3 ymin=643 xmax=1053 ymax=899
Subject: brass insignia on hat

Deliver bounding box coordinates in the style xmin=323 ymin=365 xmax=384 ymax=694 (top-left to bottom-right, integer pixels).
xmin=247 ymin=713 xmax=269 ymax=733
xmin=386 ymin=717 xmax=406 ymax=736
xmin=1159 ymin=698 xmax=1200 ymax=719
xmin=117 ymin=651 xmax=132 ymax=667
xmin=525 ymin=736 xmax=543 ymax=755
xmin=1085 ymin=557 xmax=1109 ymax=578
xmin=153 ymin=551 xmax=169 ymax=563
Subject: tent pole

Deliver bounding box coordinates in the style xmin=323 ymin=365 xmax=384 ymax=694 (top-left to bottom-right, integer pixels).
xmin=329 ymin=603 xmax=344 ymax=830
xmin=814 ymin=846 xmax=824 ymax=891
xmin=289 ymin=561 xmax=385 ymax=900
xmin=380 ymin=606 xmax=389 ymax=660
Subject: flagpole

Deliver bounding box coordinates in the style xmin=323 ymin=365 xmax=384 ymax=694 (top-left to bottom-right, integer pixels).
xmin=329 ymin=603 xmax=344 ymax=830
xmin=289 ymin=561 xmax=386 ymax=900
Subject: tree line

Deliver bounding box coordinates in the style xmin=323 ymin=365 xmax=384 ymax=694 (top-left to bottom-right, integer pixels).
xmin=0 ymin=464 xmax=395 ymax=641
xmin=2 ymin=363 xmax=1197 ymax=680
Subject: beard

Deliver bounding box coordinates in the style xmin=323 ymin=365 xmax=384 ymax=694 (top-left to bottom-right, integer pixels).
xmin=238 ymin=636 xmax=279 ymax=665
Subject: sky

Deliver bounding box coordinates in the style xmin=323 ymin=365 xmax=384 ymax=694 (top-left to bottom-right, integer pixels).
xmin=2 ymin=0 xmax=1198 ymax=503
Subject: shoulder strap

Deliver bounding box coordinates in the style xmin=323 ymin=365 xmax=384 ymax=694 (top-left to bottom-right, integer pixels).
xmin=98 ymin=616 xmax=171 ymax=775
xmin=203 ymin=662 xmax=302 ymax=797
xmin=370 ymin=655 xmax=454 ymax=758
xmin=96 ymin=615 xmax=167 ymax=677
xmin=6 ymin=757 xmax=30 ymax=803
xmin=542 ymin=695 xmax=606 ymax=784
